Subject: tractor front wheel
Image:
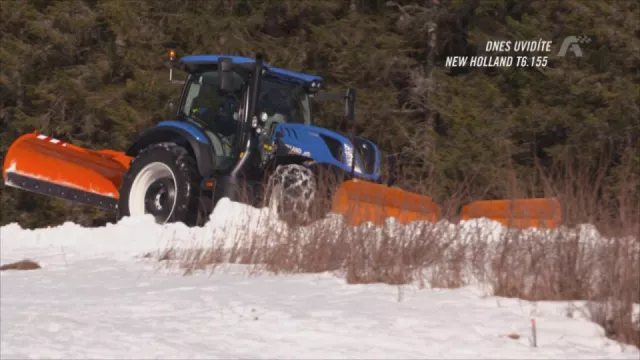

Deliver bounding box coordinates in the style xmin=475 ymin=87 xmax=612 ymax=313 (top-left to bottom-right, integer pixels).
xmin=117 ymin=142 xmax=202 ymax=226
xmin=264 ymin=164 xmax=335 ymax=227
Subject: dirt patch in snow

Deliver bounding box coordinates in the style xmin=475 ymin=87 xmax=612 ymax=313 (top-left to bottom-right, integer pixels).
xmin=0 ymin=259 xmax=41 ymax=271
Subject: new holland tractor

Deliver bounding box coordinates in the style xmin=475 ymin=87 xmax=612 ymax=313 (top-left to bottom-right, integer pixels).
xmin=1 ymin=51 xmax=561 ymax=229
xmin=1 ymin=52 xmax=433 ymax=227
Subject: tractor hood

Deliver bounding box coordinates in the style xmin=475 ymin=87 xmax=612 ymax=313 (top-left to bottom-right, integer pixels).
xmin=269 ymin=123 xmax=381 ymax=181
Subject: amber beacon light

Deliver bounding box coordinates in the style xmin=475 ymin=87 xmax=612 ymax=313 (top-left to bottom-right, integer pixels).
xmin=167 ymin=49 xmax=177 ymax=82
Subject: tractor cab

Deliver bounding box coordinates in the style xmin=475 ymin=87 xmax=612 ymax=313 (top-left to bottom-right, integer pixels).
xmin=170 ymin=53 xmax=323 ymax=175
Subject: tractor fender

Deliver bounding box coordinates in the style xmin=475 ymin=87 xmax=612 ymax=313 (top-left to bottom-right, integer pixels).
xmin=125 ymin=121 xmax=216 ymax=177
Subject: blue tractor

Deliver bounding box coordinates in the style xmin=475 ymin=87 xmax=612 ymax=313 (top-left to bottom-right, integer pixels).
xmin=114 ymin=52 xmax=391 ymax=226
xmin=1 ymin=51 xmax=398 ymax=227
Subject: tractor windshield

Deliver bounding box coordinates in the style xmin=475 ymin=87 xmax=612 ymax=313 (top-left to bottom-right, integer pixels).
xmin=259 ymin=78 xmax=312 ymax=125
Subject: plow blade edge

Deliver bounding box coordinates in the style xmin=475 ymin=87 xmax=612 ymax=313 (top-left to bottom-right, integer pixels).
xmin=460 ymin=198 xmax=561 ymax=229
xmin=331 ymin=179 xmax=441 ymax=226
xmin=2 ymin=132 xmax=132 ymax=210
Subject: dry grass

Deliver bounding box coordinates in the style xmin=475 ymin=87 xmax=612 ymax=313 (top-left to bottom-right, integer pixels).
xmin=162 ymin=152 xmax=639 ymax=349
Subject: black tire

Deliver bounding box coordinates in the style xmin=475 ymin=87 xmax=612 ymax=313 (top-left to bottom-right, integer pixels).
xmin=117 ymin=142 xmax=202 ymax=226
xmin=263 ymin=164 xmax=337 ymax=227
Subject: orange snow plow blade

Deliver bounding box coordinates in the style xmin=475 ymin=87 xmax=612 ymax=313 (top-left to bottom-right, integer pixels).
xmin=460 ymin=198 xmax=562 ymax=229
xmin=2 ymin=132 xmax=132 ymax=210
xmin=331 ymin=179 xmax=440 ymax=226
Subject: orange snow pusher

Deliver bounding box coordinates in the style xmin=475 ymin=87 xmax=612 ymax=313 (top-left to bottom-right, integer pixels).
xmin=1 ymin=50 xmax=562 ymax=229
xmin=331 ymin=180 xmax=440 ymax=226
xmin=330 ymin=181 xmax=561 ymax=229
xmin=460 ymin=198 xmax=562 ymax=229
xmin=2 ymin=132 xmax=132 ymax=210
xmin=334 ymin=190 xmax=561 ymax=228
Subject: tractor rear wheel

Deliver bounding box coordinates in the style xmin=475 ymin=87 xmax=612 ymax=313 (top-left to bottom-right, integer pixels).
xmin=117 ymin=142 xmax=202 ymax=226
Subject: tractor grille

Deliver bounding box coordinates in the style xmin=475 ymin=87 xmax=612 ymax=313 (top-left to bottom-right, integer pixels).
xmin=353 ymin=138 xmax=376 ymax=174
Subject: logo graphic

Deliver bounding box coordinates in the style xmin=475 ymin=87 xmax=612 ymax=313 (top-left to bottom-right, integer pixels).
xmin=557 ymin=36 xmax=591 ymax=57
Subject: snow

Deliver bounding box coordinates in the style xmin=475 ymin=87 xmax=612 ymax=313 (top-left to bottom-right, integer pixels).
xmin=1 ymin=198 xmax=638 ymax=359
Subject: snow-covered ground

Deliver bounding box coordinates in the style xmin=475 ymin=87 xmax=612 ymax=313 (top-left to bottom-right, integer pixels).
xmin=1 ymin=199 xmax=638 ymax=359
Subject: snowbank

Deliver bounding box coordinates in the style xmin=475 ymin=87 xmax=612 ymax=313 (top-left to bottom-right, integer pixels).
xmin=1 ymin=198 xmax=638 ymax=359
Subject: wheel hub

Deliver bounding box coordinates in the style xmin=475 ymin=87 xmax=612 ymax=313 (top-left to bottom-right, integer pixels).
xmin=144 ymin=178 xmax=176 ymax=219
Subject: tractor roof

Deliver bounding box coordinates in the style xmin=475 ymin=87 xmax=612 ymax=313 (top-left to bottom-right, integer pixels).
xmin=178 ymin=54 xmax=323 ymax=86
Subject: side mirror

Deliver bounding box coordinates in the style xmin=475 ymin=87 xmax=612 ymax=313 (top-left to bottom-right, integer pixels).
xmin=219 ymin=57 xmax=234 ymax=92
